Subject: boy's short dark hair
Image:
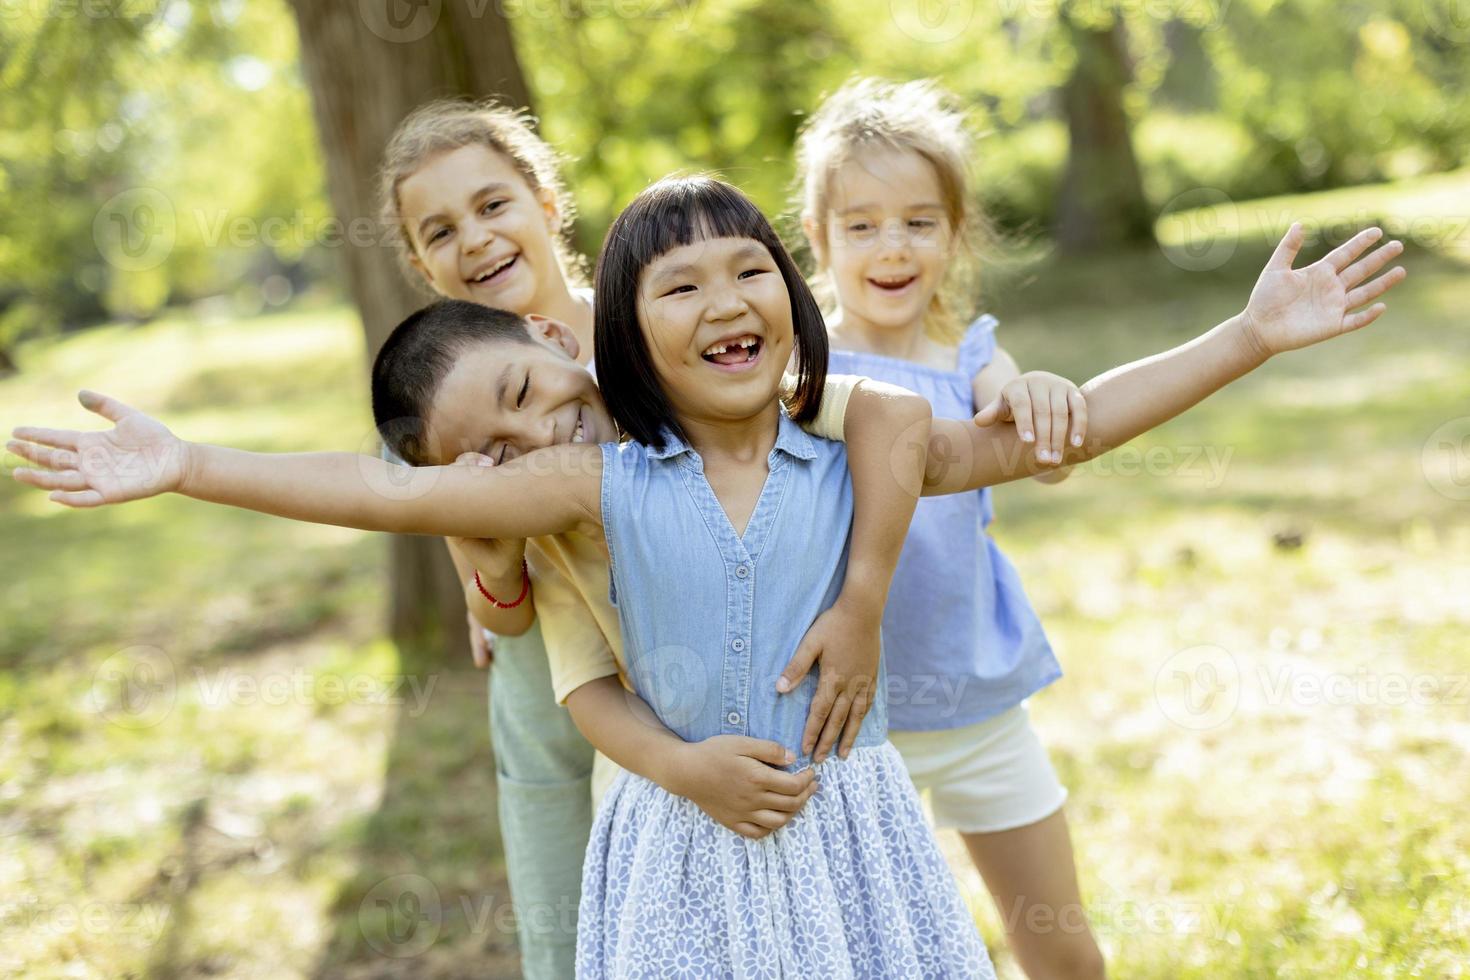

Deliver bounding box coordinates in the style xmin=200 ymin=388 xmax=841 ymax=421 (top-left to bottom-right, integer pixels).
xmin=592 ymin=175 xmax=828 ymax=449
xmin=371 ymin=300 xmax=533 ymax=465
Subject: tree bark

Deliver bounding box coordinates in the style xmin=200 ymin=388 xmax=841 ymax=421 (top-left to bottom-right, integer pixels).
xmin=1054 ymin=7 xmax=1155 ymax=253
xmin=286 ymin=0 xmax=534 ymax=659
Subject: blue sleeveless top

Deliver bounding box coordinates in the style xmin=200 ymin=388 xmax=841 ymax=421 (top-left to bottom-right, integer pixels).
xmin=827 ymin=316 xmax=1061 ymax=731
xmin=600 ymin=410 xmax=888 ymax=766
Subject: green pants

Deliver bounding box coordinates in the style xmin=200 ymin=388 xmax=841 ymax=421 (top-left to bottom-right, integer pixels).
xmin=488 ymin=621 xmax=595 ymax=979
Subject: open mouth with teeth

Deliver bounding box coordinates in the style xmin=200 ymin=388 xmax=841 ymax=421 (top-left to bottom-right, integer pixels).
xmin=700 ymin=334 xmax=763 ymax=369
xmin=570 ymin=407 xmax=588 ymax=444
xmin=868 ymin=275 xmax=917 ymax=292
xmin=468 ymin=254 xmax=519 ymax=287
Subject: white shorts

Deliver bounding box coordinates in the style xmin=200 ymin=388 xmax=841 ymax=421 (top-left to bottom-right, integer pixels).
xmin=888 ymin=704 xmax=1068 ymax=834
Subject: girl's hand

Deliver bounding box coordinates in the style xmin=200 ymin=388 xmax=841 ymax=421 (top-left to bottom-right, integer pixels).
xmin=779 ymin=599 xmax=880 ymax=763
xmin=466 ymin=610 xmax=494 ymax=669
xmin=1241 ymin=223 xmax=1406 ymax=357
xmin=668 ymin=736 xmax=818 ymax=840
xmin=974 ymin=371 xmax=1088 ymax=467
xmin=9 ymin=390 xmax=189 ymax=506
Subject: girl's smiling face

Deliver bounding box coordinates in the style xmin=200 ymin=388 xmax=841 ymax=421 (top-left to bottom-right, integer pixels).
xmin=816 ymin=147 xmax=955 ymax=334
xmin=398 ymin=144 xmax=563 ymax=313
xmin=637 ymin=235 xmax=795 ymax=426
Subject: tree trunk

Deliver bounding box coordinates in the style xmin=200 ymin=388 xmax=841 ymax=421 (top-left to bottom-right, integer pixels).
xmin=1054 ymin=7 xmax=1155 ymax=253
xmin=286 ymin=0 xmax=533 ymax=659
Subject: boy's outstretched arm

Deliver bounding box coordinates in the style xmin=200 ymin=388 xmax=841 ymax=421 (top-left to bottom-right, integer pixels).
xmin=924 ymin=224 xmax=1406 ymax=494
xmin=9 ymin=390 xmax=601 ymax=540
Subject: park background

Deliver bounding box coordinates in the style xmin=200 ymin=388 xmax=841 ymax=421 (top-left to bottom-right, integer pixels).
xmin=2 ymin=0 xmax=1468 ymax=976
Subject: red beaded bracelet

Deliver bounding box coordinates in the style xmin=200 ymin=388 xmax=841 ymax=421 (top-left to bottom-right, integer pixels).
xmin=474 ymin=560 xmax=530 ymax=609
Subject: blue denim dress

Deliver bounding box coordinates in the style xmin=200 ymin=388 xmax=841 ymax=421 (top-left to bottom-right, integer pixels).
xmin=576 ymin=411 xmax=993 ymax=979
xmin=828 ymin=315 xmax=1062 ymax=731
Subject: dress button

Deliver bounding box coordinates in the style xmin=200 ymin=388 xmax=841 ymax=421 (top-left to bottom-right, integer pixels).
xmin=731 ymin=638 xmax=745 ymax=652
xmin=726 ymin=711 xmax=741 ymax=725
xmin=735 ymin=564 xmax=750 ymax=579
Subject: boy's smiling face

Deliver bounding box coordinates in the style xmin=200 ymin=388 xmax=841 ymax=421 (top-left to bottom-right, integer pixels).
xmin=421 ymin=318 xmax=617 ymax=467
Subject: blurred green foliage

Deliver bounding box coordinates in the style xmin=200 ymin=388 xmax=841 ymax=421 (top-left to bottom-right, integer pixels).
xmin=1 ymin=0 xmax=1466 ymax=355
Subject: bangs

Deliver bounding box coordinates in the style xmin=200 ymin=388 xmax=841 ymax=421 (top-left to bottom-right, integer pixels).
xmin=615 ymin=177 xmax=785 ymax=277
xmin=593 ymin=175 xmax=829 ymax=449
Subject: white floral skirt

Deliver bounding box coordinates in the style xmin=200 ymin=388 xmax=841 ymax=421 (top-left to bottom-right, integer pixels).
xmin=576 ymin=740 xmax=994 ymax=979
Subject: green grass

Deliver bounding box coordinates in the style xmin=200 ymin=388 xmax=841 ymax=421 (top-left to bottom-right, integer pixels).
xmin=2 ymin=181 xmax=1468 ymax=977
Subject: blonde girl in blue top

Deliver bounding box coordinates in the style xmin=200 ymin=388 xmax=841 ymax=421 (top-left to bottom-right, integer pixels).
xmin=12 ymin=174 xmax=1405 ymax=974
xmin=792 ymin=76 xmax=1406 ymax=979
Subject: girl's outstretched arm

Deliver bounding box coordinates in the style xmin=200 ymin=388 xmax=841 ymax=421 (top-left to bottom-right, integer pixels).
xmin=923 ymin=224 xmax=1407 ymax=494
xmin=9 ymin=390 xmax=602 ymax=540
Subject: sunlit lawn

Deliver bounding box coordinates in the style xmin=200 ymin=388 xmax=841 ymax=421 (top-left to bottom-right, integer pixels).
xmin=2 ymin=175 xmax=1467 ymax=978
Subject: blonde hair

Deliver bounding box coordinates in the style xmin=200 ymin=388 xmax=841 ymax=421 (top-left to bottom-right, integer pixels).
xmin=794 ymin=77 xmax=991 ymax=344
xmin=377 ymin=98 xmax=586 ymax=294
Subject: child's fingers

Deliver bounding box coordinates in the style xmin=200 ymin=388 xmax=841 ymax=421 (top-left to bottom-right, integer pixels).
xmin=1322 ymin=226 xmax=1383 ymax=272
xmin=733 ymin=822 xmax=771 ymax=840
xmin=1047 ymin=385 xmax=1069 ymax=463
xmin=1066 ymin=388 xmax=1088 ymax=449
xmin=1338 ymin=238 xmax=1402 ymax=289
xmin=1342 ymin=303 xmax=1388 ymax=333
xmin=1265 ymin=221 xmax=1304 ymax=271
xmin=7 ymin=439 xmax=79 ymax=470
xmin=78 ymin=389 xmax=137 ymax=423
xmin=10 ymin=427 xmax=80 ymax=451
xmin=812 ymin=691 xmax=853 ymax=763
xmin=1344 ymin=266 xmax=1406 ymax=311
xmin=972 ymin=395 xmax=1007 ymax=427
xmin=750 ymin=809 xmax=797 ymax=831
xmin=738 ymin=737 xmax=799 ymax=770
xmin=778 ymin=637 xmax=820 ymax=694
xmin=13 ymin=467 xmax=89 ymax=492
xmin=1027 ymin=379 xmax=1053 ymax=463
xmin=48 ymin=489 xmax=106 ymax=508
xmin=800 ymin=682 xmax=837 ymax=755
xmin=1007 ymin=388 xmax=1036 ymax=446
xmin=760 ymin=784 xmax=816 ymax=812
xmin=756 ymin=767 xmax=815 ymax=797
xmin=837 ymin=685 xmax=873 ymax=759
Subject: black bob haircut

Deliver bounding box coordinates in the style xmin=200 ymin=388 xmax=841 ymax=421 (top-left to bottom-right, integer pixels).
xmin=371 ymin=299 xmax=533 ymax=465
xmin=592 ymin=175 xmax=829 ymax=450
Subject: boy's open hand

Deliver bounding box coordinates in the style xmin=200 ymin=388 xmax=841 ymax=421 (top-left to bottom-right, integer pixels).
xmin=670 ymin=736 xmax=818 ymax=840
xmin=974 ymin=371 xmax=1087 ymax=466
xmin=9 ymin=390 xmax=188 ymax=506
xmin=1242 ymin=223 xmax=1406 ymax=356
xmin=780 ymin=598 xmax=880 ymax=763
